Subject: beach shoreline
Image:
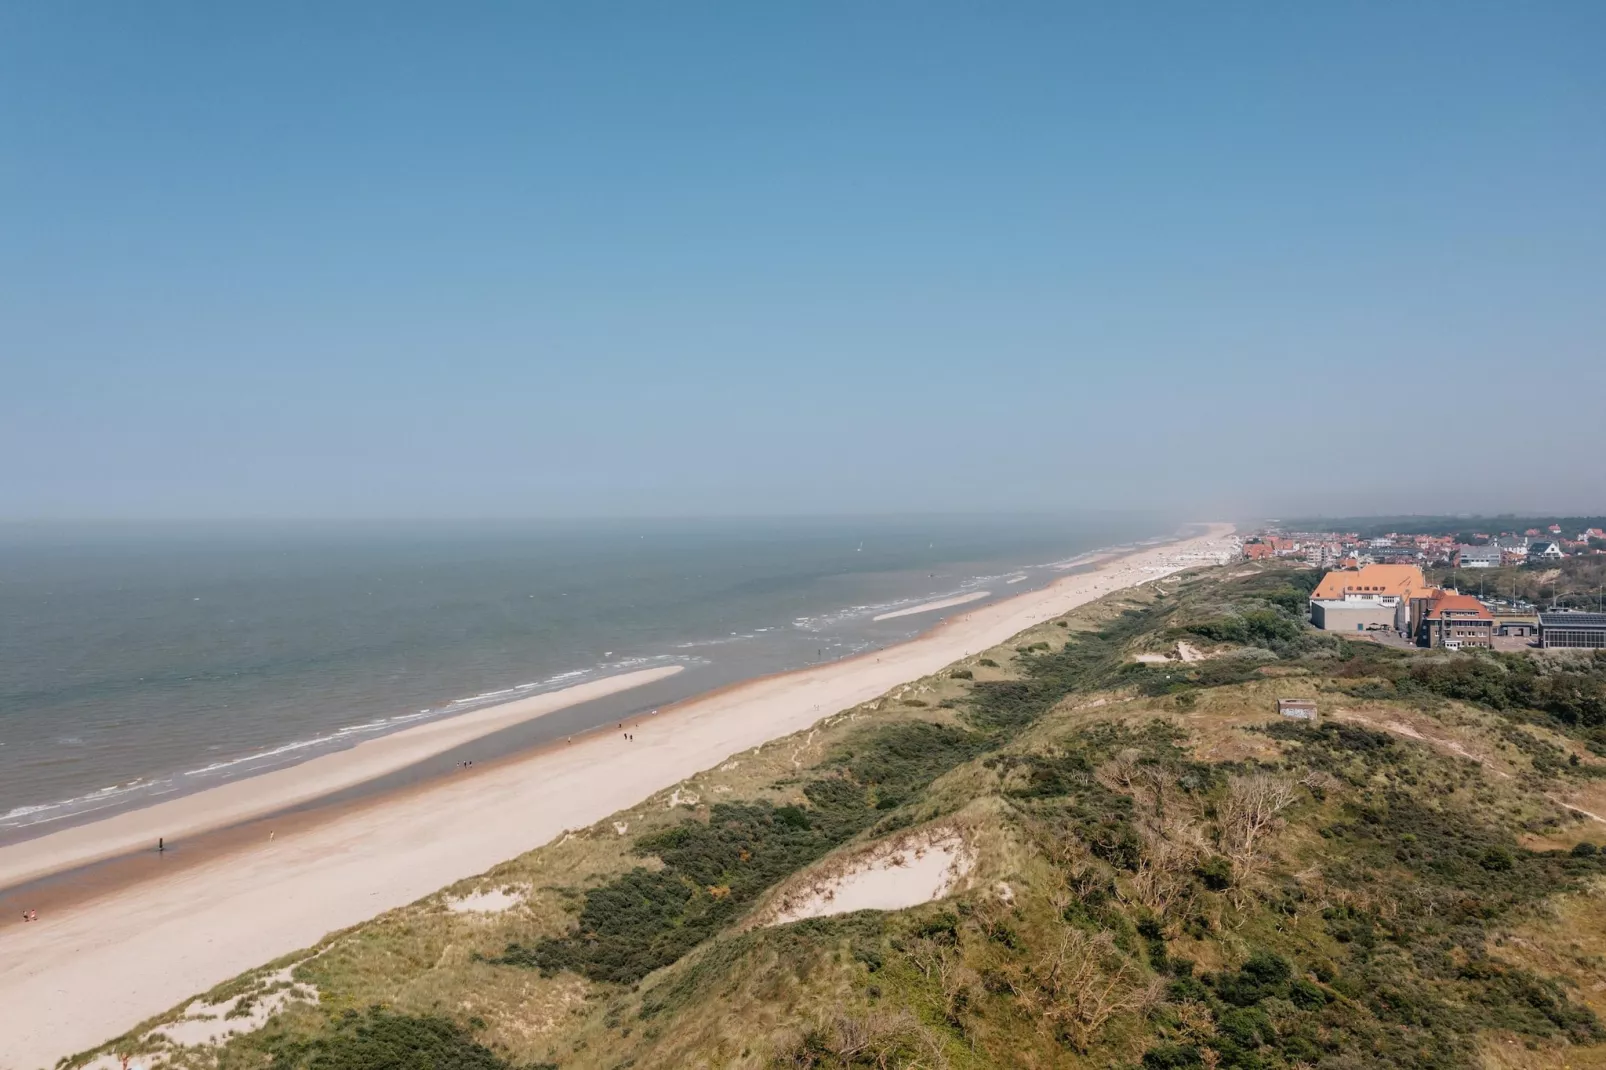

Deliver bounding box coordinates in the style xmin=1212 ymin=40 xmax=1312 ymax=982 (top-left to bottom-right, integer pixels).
xmin=0 ymin=529 xmax=1187 ymax=888
xmin=0 ymin=525 xmax=1168 ymax=849
xmin=0 ymin=524 xmax=1236 ymax=1069
xmin=0 ymin=665 xmax=685 ymax=893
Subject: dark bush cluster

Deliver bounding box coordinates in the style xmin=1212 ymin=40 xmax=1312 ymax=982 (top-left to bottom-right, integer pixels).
xmin=1184 ymin=610 xmax=1304 ymax=650
xmin=1120 ymin=657 xmax=1266 ymax=699
xmin=1146 ymin=927 xmax=1600 ymax=1070
xmin=499 ymin=722 xmax=984 ymax=984
xmin=966 ymin=604 xmax=1177 ymax=732
xmin=1398 ymin=653 xmax=1606 ymax=729
xmin=261 ymin=1008 xmax=524 ymax=1070
xmin=1322 ymin=646 xmax=1606 ymax=748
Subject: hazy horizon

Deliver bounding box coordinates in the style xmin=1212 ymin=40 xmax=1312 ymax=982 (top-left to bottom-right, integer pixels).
xmin=0 ymin=509 xmax=1599 ymax=527
xmin=4 ymin=5 xmax=1602 ymax=521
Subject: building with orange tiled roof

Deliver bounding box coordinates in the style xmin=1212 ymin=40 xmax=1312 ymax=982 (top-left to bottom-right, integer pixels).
xmin=1309 ymin=564 xmax=1429 ymax=602
xmin=1308 ymin=563 xmax=1432 ymax=634
xmin=1419 ymin=592 xmax=1494 ymax=649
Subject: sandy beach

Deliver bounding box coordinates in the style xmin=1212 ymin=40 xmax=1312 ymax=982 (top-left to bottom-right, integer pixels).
xmin=0 ymin=665 xmax=685 ymax=892
xmin=0 ymin=525 xmax=1235 ymax=1069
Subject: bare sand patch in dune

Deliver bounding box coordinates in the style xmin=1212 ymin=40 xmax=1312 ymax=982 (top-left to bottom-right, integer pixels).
xmin=765 ymin=829 xmax=975 ymax=926
xmin=78 ymin=967 xmax=318 ymax=1068
xmin=446 ymin=886 xmax=525 ymax=914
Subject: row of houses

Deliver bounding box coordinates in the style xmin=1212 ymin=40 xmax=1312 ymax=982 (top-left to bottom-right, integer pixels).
xmin=1454 ymin=537 xmax=1573 ymax=568
xmin=1245 ymin=525 xmax=1603 ymax=570
xmin=1305 ymin=563 xmax=1606 ymax=650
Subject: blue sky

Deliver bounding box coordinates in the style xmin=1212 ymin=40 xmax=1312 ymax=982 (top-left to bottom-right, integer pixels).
xmin=3 ymin=4 xmax=1602 ymax=519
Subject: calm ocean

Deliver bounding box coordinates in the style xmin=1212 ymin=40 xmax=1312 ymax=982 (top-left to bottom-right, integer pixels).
xmin=0 ymin=515 xmax=1171 ymax=837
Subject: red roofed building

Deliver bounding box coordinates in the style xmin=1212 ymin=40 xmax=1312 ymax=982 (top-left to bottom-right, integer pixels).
xmin=1419 ymin=592 xmax=1494 ymax=649
xmin=1310 ymin=564 xmax=1429 ymax=603
xmin=1309 ymin=564 xmax=1431 ymax=633
xmin=1243 ymin=542 xmax=1276 ymax=560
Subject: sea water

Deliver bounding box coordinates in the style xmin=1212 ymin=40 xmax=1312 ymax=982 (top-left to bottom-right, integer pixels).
xmin=0 ymin=514 xmax=1172 ymax=838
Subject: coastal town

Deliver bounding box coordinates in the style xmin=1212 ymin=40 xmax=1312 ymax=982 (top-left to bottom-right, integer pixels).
xmin=1242 ymin=519 xmax=1606 ymax=652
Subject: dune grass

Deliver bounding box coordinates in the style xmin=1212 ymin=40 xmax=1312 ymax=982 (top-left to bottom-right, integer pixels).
xmin=70 ymin=563 xmax=1606 ymax=1070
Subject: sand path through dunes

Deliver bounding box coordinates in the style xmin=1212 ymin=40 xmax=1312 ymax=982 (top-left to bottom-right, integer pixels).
xmin=0 ymin=526 xmax=1234 ymax=1068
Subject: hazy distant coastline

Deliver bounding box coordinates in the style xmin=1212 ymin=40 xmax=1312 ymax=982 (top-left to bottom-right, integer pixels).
xmin=0 ymin=524 xmax=1235 ymax=1068
xmin=0 ymin=516 xmax=1175 ymax=843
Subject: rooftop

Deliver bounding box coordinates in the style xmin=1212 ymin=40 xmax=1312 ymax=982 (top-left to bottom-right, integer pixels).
xmin=1309 ymin=598 xmax=1396 ymax=610
xmin=1310 ymin=563 xmax=1429 ymax=601
xmin=1425 ymin=593 xmax=1493 ymax=620
xmin=1539 ymin=612 xmax=1606 ymax=629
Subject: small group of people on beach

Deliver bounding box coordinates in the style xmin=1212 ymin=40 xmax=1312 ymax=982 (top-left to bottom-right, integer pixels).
xmin=20 ymin=909 xmax=38 ymax=922
xmin=562 ymin=715 xmax=655 ymax=747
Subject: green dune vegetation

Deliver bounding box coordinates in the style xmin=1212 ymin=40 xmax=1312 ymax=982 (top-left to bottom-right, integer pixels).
xmin=79 ymin=562 xmax=1606 ymax=1070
